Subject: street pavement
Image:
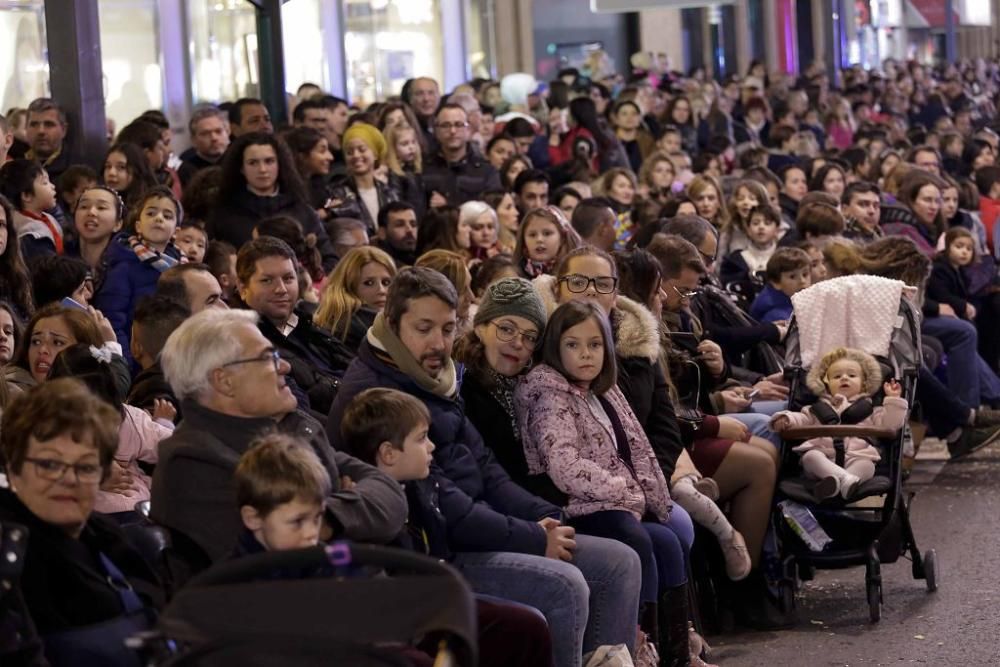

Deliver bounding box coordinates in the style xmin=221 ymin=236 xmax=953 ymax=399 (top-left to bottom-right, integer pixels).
xmin=711 ymin=439 xmax=1000 ymax=666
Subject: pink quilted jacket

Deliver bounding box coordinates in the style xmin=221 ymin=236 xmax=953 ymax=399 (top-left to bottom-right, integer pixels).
xmin=515 ymin=364 xmax=672 ymax=521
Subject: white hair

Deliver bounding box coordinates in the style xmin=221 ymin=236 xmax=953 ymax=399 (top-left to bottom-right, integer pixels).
xmin=458 ymin=200 xmax=497 ymax=228
xmin=161 ymin=309 xmax=259 ymax=401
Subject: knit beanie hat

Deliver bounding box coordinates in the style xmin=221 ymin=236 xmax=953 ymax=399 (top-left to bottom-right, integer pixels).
xmin=474 ymin=277 xmax=547 ymax=334
xmin=342 ymin=122 xmax=387 ymax=161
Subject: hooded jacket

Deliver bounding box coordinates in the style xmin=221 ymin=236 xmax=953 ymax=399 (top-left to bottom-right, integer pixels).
xmin=533 ymin=274 xmax=688 ymax=479
xmin=207 ymin=188 xmax=337 ymax=271
xmin=515 ymin=365 xmax=672 ymax=521
xmin=93 ymin=234 xmax=184 ymax=357
xmin=326 ymin=339 xmax=560 ymax=556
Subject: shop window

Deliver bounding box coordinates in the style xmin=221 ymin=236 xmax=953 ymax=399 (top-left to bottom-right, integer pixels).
xmin=464 ymin=0 xmax=496 ymax=81
xmin=188 ymin=0 xmax=259 ymax=104
xmin=343 ymin=0 xmax=443 ymax=105
xmin=281 ymin=0 xmax=329 ymax=94
xmin=0 ymin=0 xmax=48 ymax=114
xmin=98 ymin=0 xmax=163 ymax=133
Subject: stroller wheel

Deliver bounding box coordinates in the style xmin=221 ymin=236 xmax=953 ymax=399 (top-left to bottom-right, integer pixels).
xmin=779 ymin=579 xmax=796 ymax=614
xmin=866 ymin=556 xmax=882 ymax=623
xmin=866 ymin=579 xmax=882 ymax=622
xmin=923 ymin=549 xmax=938 ymax=593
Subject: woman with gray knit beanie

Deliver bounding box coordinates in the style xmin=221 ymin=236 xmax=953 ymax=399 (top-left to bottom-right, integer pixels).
xmin=454 ymin=277 xmax=567 ymax=504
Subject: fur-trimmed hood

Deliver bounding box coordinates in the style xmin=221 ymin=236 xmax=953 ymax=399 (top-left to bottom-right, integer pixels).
xmin=531 ymin=274 xmax=661 ymax=362
xmin=806 ymin=347 xmax=883 ymax=397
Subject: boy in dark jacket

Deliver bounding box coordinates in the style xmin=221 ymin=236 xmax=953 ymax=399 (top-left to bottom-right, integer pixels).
xmin=338 ymin=387 xmax=555 ymax=667
xmin=750 ymin=246 xmax=811 ymax=323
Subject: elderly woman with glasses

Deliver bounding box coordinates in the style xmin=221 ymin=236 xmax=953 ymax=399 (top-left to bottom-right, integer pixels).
xmin=0 ymin=379 xmax=164 ymax=665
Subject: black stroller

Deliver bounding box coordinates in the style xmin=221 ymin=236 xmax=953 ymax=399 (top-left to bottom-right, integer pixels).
xmin=772 ymin=276 xmax=938 ymax=622
xmin=135 ymin=541 xmax=478 ymax=666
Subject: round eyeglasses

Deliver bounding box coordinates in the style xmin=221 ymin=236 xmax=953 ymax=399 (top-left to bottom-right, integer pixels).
xmin=559 ymin=274 xmax=619 ymax=294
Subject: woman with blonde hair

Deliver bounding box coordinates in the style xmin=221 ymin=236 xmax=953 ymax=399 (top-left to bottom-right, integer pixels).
xmin=597 ymin=167 xmax=640 ymax=249
xmin=315 ymin=246 xmax=397 ymax=351
xmin=460 ymin=200 xmax=502 ymax=262
xmin=382 ymin=121 xmax=427 ymax=218
xmin=415 ymin=249 xmax=476 ymax=334
xmin=637 ymin=151 xmax=677 ymax=206
xmin=687 ymin=173 xmax=730 ymax=231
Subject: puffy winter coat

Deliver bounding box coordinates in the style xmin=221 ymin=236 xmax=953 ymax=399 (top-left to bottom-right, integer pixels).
xmin=327 ymin=340 xmax=560 ymax=556
xmin=515 ymin=364 xmax=672 ymax=522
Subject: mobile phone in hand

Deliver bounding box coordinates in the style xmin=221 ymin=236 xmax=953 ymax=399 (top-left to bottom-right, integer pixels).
xmin=61 ymin=297 xmax=88 ymax=311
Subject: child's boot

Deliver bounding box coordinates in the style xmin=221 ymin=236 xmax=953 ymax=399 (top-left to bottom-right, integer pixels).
xmin=813 ymin=475 xmax=840 ymax=500
xmin=693 ymin=477 xmax=720 ymax=501
xmin=720 ymin=530 xmax=752 ymax=581
xmin=839 ymin=472 xmax=861 ymax=499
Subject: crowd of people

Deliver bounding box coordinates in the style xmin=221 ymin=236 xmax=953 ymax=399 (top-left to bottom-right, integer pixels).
xmin=3 ymin=51 xmax=1000 ymax=667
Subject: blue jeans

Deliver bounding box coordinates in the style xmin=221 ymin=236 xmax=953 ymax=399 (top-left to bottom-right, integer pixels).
xmin=749 ymin=399 xmax=787 ymax=416
xmin=570 ymin=506 xmax=694 ymax=604
xmin=452 ymin=534 xmax=641 ymax=667
xmin=923 ymin=316 xmax=1000 ymax=408
xmin=725 ymin=411 xmax=781 ymax=447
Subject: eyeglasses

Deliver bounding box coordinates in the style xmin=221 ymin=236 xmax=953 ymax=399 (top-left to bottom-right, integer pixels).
xmin=221 ymin=349 xmax=282 ymax=372
xmin=559 ymin=274 xmax=619 ymax=294
xmin=435 ymin=122 xmax=469 ymax=131
xmin=24 ymin=457 xmax=102 ymax=483
xmin=491 ymin=321 xmax=540 ymax=348
xmin=671 ymin=283 xmax=701 ymax=300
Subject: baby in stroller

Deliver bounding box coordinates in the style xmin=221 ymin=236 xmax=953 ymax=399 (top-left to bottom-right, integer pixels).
xmin=769 ymin=347 xmax=907 ymax=500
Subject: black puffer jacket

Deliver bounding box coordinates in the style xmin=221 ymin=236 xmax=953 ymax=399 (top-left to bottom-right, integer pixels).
xmin=207 ymin=188 xmax=337 ymax=271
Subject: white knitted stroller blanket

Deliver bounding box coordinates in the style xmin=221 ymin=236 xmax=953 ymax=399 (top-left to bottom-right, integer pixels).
xmin=791 ymin=275 xmax=906 ymax=367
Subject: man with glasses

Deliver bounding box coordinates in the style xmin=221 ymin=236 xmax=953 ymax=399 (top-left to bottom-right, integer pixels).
xmin=151 ymin=308 xmax=405 ymax=564
xmin=422 ymin=103 xmax=502 ymax=207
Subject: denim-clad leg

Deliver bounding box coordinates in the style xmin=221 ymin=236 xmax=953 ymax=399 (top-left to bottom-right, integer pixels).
xmin=452 ymin=534 xmax=641 ymax=667
xmin=923 ymin=316 xmax=986 ymax=408
xmin=748 ymin=399 xmax=787 ymax=416
xmin=725 ymin=411 xmax=781 ymax=447
xmin=916 ymin=366 xmax=972 ymax=436
xmin=452 ymin=550 xmax=589 ymax=667
xmin=571 ymin=510 xmax=658 ymax=603
xmin=571 ymin=534 xmax=642 ymax=658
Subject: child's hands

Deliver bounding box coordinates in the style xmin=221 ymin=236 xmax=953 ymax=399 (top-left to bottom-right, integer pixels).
xmin=883 ymin=379 xmax=902 ymax=398
xmin=151 ymin=398 xmax=177 ymax=422
xmin=966 ymin=303 xmax=977 ymax=320
xmin=339 ymin=475 xmax=356 ymax=492
xmin=771 ymin=415 xmax=791 ymax=432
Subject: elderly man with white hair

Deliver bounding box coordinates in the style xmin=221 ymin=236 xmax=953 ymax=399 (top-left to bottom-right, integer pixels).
xmin=150 ymin=309 xmax=406 ymax=564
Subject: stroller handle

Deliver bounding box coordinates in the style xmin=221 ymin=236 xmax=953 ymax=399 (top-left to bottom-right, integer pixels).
xmin=781 ymin=425 xmax=898 ymax=441
xmin=184 ymin=541 xmax=454 ymax=588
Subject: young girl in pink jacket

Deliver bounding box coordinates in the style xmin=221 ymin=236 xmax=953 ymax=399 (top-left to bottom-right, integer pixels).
xmin=48 ymin=342 xmax=175 ymax=518
xmin=515 ymin=300 xmax=692 ymax=660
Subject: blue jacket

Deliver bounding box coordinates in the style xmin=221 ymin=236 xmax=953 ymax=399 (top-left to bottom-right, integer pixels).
xmin=750 ymin=284 xmax=794 ymax=323
xmin=93 ymin=234 xmax=182 ymax=358
xmin=327 ymin=340 xmax=559 ymax=556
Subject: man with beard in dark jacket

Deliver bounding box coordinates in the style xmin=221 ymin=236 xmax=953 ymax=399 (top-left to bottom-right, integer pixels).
xmin=237 ymin=237 xmax=353 ymax=415
xmin=151 ymin=308 xmax=405 ymax=565
xmin=326 ymin=267 xmax=642 ymax=666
